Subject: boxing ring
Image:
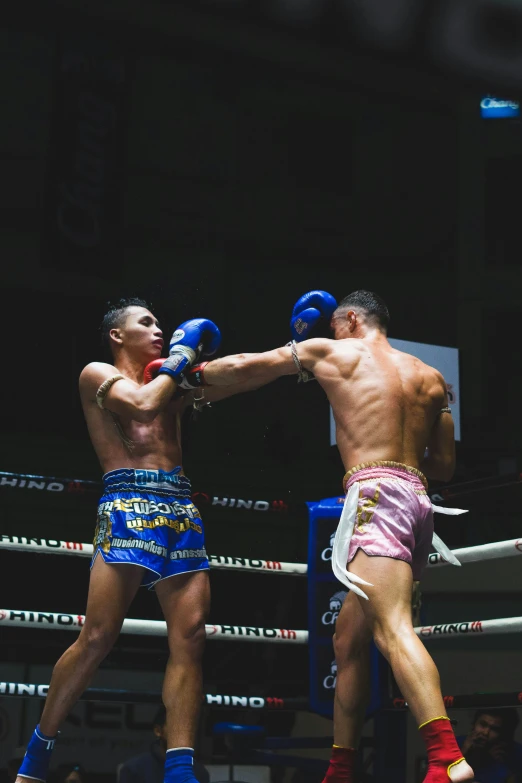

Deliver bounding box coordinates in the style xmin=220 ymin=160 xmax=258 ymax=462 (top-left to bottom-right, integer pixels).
xmin=1 ymin=469 xmax=521 ymax=781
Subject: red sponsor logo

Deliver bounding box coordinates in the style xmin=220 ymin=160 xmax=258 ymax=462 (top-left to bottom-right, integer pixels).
xmin=443 ymin=695 xmax=455 ymax=708
xmin=0 ymin=610 xmax=6 ymax=621
xmin=420 ymin=626 xmax=433 ymax=637
xmin=265 ymin=561 xmax=282 ymax=570
xmin=206 ymin=625 xmax=219 ymax=636
xmin=77 ymin=615 xmax=85 ymax=626
xmin=192 ymin=492 xmax=210 ymax=506
xmin=67 ymin=481 xmax=86 ymax=493
xmin=266 ymin=697 xmax=284 ymax=708
xmin=393 ymin=698 xmax=406 ymax=709
xmin=271 ymin=500 xmax=288 ymax=512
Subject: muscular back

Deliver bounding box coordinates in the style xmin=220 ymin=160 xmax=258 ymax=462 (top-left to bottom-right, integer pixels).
xmin=312 ymin=338 xmax=448 ymax=474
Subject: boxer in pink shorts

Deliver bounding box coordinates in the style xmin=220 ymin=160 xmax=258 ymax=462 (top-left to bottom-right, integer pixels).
xmin=200 ymin=289 xmax=474 ymax=783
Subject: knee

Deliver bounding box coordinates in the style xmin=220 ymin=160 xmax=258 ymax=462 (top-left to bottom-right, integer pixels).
xmin=333 ymin=627 xmax=371 ymax=663
xmin=169 ymin=613 xmax=207 ymax=652
xmin=372 ymin=620 xmax=410 ymax=661
xmin=78 ymin=623 xmax=119 ymax=660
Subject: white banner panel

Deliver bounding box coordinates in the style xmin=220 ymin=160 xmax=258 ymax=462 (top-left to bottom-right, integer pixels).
xmin=330 ymin=339 xmax=460 ymax=445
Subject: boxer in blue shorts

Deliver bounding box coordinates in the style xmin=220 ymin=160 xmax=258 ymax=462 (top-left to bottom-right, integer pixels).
xmin=17 ymin=299 xmax=256 ymax=783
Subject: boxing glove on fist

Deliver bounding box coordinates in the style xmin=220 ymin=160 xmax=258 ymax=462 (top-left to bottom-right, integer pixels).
xmin=153 ymin=318 xmax=221 ymax=382
xmin=290 ymin=290 xmax=337 ymax=342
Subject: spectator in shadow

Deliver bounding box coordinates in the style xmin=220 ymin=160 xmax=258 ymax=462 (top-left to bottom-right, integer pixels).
xmin=119 ymin=706 xmax=209 ymax=783
xmin=457 ymin=708 xmax=522 ymax=782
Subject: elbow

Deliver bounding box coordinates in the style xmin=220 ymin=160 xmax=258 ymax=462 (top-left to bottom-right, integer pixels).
xmin=132 ymin=398 xmax=160 ymax=423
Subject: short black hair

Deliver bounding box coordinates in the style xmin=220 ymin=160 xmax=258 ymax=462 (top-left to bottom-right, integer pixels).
xmin=153 ymin=704 xmax=166 ymax=727
xmin=100 ymin=297 xmax=150 ymax=356
xmin=336 ymin=290 xmax=390 ymax=331
xmin=473 ymin=708 xmax=520 ymax=740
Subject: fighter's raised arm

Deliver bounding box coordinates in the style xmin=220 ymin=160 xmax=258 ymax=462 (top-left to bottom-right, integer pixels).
xmin=176 ymin=289 xmax=339 ymax=395
xmin=200 ymin=338 xmax=333 ymax=388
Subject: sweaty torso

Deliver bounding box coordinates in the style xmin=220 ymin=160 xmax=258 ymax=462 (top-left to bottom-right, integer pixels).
xmin=313 ymin=338 xmax=445 ymax=473
xmin=81 ymin=385 xmax=185 ymax=475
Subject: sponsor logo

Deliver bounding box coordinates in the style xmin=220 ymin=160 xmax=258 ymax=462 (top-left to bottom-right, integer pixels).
xmin=428 ymin=552 xmax=441 ymax=565
xmin=170 ymin=329 xmax=185 ymax=344
xmin=208 ymin=555 xmax=282 ymax=571
xmin=135 ymin=469 xmax=182 ymax=487
xmin=443 ymin=695 xmax=455 ymax=708
xmin=321 ymin=590 xmax=348 ymax=625
xmin=206 ymin=625 xmax=297 ymax=640
xmin=205 ymin=694 xmax=265 ymax=708
xmin=0 ymin=683 xmax=49 ymax=698
xmin=0 ymin=610 xmax=6 ymax=621
xmin=321 ymin=532 xmax=336 ymax=562
xmin=419 ymin=621 xmax=483 ymax=637
xmin=516 ymin=540 xmax=522 ymax=553
xmin=393 ymin=697 xmax=406 ymax=709
xmin=0 ymin=536 xmax=83 ymax=551
xmin=2 ymin=610 xmax=85 ymax=627
xmin=192 ymin=492 xmax=287 ymax=512
xmin=170 ymin=548 xmax=207 ymax=560
xmin=322 ymin=659 xmax=337 ymax=690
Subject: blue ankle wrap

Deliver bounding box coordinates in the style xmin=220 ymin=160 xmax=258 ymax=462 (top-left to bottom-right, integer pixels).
xmin=18 ymin=725 xmax=57 ymax=782
xmin=164 ymin=748 xmax=195 ymax=783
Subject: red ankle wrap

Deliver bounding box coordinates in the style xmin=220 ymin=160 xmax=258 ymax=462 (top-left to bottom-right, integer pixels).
xmin=322 ymin=746 xmax=355 ymax=783
xmin=419 ymin=717 xmax=465 ymax=781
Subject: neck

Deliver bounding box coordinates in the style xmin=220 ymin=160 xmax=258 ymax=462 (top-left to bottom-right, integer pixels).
xmin=114 ymin=353 xmax=149 ymax=384
xmin=356 ymin=327 xmax=388 ymax=343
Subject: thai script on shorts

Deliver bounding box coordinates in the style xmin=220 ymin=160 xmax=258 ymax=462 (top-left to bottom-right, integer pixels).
xmin=111 ymin=538 xmax=168 ymax=558
xmin=170 ymin=548 xmax=207 ymax=560
xmin=98 ymin=497 xmax=200 ymax=519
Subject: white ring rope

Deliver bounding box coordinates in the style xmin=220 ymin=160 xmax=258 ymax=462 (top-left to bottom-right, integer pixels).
xmin=0 ymin=610 xmax=307 ymax=643
xmin=0 ymin=536 xmax=306 ymax=575
xmin=1 ymin=534 xmax=520 ymax=574
xmin=1 ymin=608 xmax=521 ymax=641
xmin=426 ymin=538 xmax=522 ymax=567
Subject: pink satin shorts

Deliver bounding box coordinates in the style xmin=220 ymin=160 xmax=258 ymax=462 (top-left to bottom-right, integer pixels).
xmin=343 ymin=462 xmax=434 ymax=580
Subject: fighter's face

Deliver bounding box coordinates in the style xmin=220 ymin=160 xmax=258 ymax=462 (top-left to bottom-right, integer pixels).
xmin=113 ymin=306 xmax=164 ymax=360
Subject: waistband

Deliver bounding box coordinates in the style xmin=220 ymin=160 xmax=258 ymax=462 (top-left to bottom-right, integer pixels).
xmin=102 ymin=467 xmax=192 ymax=496
xmin=343 ymin=461 xmax=428 ymax=493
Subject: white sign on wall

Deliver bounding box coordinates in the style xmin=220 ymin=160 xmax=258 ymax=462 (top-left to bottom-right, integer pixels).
xmin=330 ymin=338 xmax=460 ymax=445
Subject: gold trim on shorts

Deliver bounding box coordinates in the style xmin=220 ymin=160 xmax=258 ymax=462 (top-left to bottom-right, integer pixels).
xmin=343 ymin=461 xmax=428 ymax=492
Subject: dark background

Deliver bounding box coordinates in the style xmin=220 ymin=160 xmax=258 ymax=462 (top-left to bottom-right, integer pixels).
xmin=1 ymin=0 xmax=522 ymax=748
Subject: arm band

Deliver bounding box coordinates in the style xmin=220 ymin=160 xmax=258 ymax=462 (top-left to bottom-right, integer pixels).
xmin=287 ymin=340 xmax=315 ymax=383
xmin=96 ymin=375 xmax=125 ymax=409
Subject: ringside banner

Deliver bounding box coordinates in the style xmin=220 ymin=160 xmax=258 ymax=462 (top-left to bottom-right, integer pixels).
xmin=330 ymin=338 xmax=460 ymax=445
xmin=307 ymin=498 xmax=385 ymax=718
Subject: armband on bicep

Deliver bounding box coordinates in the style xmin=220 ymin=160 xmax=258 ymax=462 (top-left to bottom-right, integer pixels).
xmin=96 ymin=375 xmax=125 ymax=409
xmin=287 ymin=341 xmax=315 ymax=383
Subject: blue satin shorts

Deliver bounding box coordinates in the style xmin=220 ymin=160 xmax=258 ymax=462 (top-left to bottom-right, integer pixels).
xmin=91 ymin=467 xmax=209 ymax=588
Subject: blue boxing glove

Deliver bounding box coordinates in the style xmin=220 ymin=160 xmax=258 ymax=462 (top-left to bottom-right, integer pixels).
xmin=290 ymin=290 xmax=338 ymax=342
xmin=158 ymin=318 xmax=221 ymax=381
